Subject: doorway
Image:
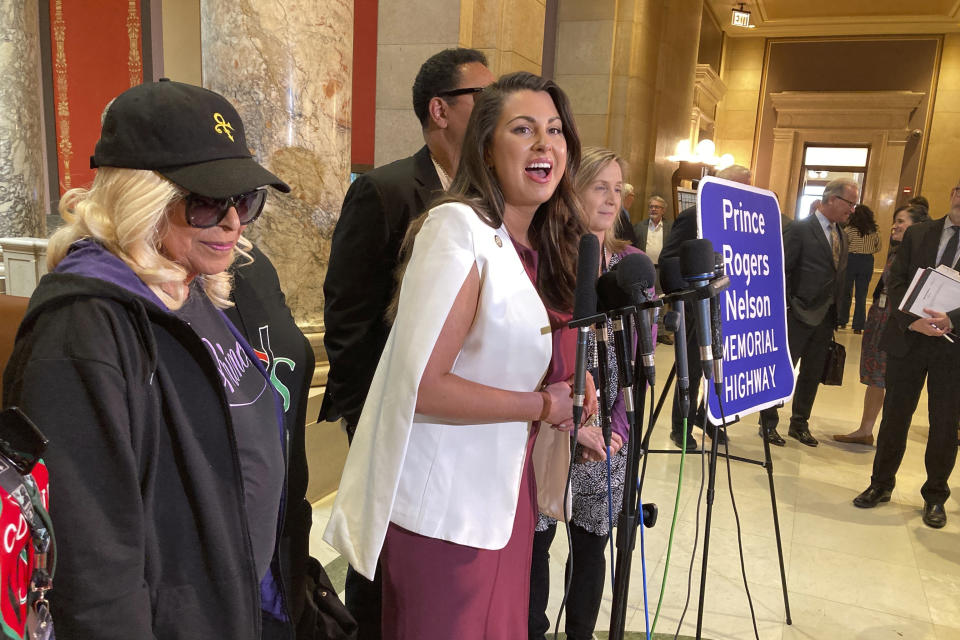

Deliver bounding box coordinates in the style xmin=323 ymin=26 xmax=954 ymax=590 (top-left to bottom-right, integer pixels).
xmin=796 ymin=145 xmax=869 ymax=219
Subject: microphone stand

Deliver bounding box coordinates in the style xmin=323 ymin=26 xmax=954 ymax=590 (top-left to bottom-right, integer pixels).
xmin=593 ymin=316 xmax=614 ymax=441
xmin=609 ymin=304 xmax=658 ymax=640
xmin=608 ymin=268 xmax=792 ymax=638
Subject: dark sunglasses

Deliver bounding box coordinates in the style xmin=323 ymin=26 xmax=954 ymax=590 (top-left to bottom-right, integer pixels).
xmin=183 ymin=189 xmax=268 ymax=228
xmin=437 ymin=86 xmax=485 ymax=98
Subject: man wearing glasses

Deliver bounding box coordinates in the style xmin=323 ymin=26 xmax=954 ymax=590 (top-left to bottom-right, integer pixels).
xmin=854 ymin=182 xmax=960 ymax=529
xmin=634 ymin=195 xmax=671 ymax=264
xmin=759 ymin=177 xmax=857 ymax=447
xmin=320 ymin=47 xmax=493 ymax=639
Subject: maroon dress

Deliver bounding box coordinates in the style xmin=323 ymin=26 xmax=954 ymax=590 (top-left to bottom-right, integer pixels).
xmin=379 ymin=239 xmax=574 ymax=639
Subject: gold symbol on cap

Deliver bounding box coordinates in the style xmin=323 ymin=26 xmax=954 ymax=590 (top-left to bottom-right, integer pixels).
xmin=494 ymin=235 xmax=503 ymax=247
xmin=213 ymin=113 xmax=235 ymax=141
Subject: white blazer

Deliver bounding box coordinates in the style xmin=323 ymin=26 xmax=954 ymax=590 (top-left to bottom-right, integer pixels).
xmin=324 ymin=202 xmax=570 ymax=579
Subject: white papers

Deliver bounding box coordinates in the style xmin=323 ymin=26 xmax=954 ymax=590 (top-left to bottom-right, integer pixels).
xmin=899 ymin=267 xmax=960 ymax=317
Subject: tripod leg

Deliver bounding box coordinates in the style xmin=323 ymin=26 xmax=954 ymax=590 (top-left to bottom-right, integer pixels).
xmin=695 ymin=423 xmax=721 ymax=640
xmin=763 ymin=434 xmax=793 ymax=624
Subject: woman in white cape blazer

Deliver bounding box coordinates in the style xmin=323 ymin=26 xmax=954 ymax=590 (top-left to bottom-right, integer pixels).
xmin=324 ymin=201 xmax=572 ymax=579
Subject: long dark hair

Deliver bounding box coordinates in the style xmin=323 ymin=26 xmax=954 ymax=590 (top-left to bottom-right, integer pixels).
xmin=390 ymin=72 xmax=584 ymax=318
xmin=848 ymin=203 xmax=878 ymax=236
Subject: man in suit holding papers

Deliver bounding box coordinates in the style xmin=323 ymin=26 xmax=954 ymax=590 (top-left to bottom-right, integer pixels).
xmin=854 ymin=182 xmax=960 ymax=529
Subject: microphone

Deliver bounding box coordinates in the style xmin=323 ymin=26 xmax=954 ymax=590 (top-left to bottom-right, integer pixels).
xmin=710 ymin=252 xmax=725 ymax=384
xmin=660 ymin=257 xmax=690 ymax=416
xmin=569 ymin=234 xmax=603 ymax=428
xmin=614 ymin=253 xmax=659 ymax=386
xmin=595 ymin=271 xmax=635 ymax=405
xmin=596 ymin=270 xmax=629 ymax=312
xmin=680 ymin=239 xmax=716 ymax=381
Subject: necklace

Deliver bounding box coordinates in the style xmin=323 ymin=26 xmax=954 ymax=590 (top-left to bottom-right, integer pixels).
xmin=430 ymin=155 xmax=452 ymax=189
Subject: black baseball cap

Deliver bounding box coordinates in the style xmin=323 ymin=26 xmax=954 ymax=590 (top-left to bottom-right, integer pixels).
xmin=91 ymin=78 xmax=290 ymax=199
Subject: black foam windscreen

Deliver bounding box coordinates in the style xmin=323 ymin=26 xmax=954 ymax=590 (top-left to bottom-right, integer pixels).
xmin=596 ymin=270 xmax=630 ymax=311
xmin=660 ymin=256 xmax=688 ymax=294
xmin=572 ymin=234 xmax=601 ymax=321
xmin=680 ymin=238 xmax=715 ymax=280
xmin=614 ymin=253 xmax=657 ymax=295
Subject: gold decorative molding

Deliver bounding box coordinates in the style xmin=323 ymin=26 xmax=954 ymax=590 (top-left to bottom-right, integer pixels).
xmin=300 ymin=324 xmax=328 ymax=388
xmin=52 ymin=0 xmax=71 ymax=190
xmin=126 ymin=0 xmax=143 ymax=87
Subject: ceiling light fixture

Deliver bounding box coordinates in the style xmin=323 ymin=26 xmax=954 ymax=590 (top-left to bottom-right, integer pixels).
xmin=731 ymin=2 xmax=751 ymax=28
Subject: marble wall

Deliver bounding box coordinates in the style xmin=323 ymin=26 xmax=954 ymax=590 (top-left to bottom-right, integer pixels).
xmin=713 ymin=36 xmax=765 ymax=173
xmin=554 ymin=0 xmax=617 ymax=149
xmin=920 ymin=34 xmax=960 ymax=215
xmin=465 ymin=0 xmax=544 ymax=77
xmin=614 ymin=1 xmax=669 ymax=219
xmin=374 ymin=0 xmax=460 ymax=166
xmin=647 ymin=0 xmax=703 ymax=217
xmin=554 ymin=0 xmax=703 ymax=222
xmin=0 ymin=0 xmax=46 ymax=238
xmin=200 ymin=0 xmax=353 ymax=330
xmin=374 ymin=0 xmax=546 ymax=166
xmin=161 ymin=0 xmax=202 ymax=85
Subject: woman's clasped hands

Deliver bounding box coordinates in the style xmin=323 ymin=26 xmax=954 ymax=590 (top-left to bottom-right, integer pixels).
xmin=543 ymin=372 xmax=610 ymax=461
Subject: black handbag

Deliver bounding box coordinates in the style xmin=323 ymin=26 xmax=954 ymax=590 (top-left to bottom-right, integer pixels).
xmin=821 ymin=334 xmax=846 ymax=386
xmin=296 ymin=557 xmax=358 ymax=640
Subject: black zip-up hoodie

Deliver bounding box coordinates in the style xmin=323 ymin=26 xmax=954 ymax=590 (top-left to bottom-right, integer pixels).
xmin=3 ymin=242 xmax=291 ymax=639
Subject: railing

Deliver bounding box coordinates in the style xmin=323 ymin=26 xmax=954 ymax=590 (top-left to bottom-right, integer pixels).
xmin=0 ymin=238 xmax=48 ymax=298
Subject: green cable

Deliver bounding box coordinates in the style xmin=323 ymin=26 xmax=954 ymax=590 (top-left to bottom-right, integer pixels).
xmin=650 ymin=417 xmax=688 ymax=632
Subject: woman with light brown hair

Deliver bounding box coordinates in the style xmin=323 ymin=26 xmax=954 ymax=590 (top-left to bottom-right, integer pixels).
xmin=529 ymin=147 xmax=645 ymax=640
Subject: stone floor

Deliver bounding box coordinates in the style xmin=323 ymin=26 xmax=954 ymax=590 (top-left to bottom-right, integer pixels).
xmin=310 ymin=328 xmax=960 ymax=639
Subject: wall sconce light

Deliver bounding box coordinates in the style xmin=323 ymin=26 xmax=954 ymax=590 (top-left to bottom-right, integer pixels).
xmin=673 ymin=139 xmax=692 ymax=159
xmin=668 ymin=139 xmax=735 ymax=168
xmin=716 ymin=153 xmax=735 ymax=170
xmin=695 ymin=139 xmax=716 ymax=158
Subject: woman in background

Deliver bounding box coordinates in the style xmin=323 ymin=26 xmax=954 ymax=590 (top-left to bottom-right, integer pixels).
xmin=529 ymin=147 xmax=642 ymax=640
xmin=834 ymin=205 xmax=929 ymax=445
xmin=325 ymin=72 xmax=599 ymax=639
xmin=840 ymin=204 xmax=882 ymax=333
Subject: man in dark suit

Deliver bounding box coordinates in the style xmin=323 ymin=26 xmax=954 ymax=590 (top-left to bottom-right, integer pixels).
xmin=660 ymin=165 xmax=751 ymax=450
xmin=320 ymin=47 xmax=494 ymax=638
xmin=853 ymin=182 xmax=960 ymax=529
xmin=759 ymin=177 xmax=857 ymax=447
xmin=616 ymin=183 xmax=639 ymax=245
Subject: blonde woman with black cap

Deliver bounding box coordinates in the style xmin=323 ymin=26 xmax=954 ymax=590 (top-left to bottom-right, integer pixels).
xmin=3 ymin=80 xmax=296 ymax=639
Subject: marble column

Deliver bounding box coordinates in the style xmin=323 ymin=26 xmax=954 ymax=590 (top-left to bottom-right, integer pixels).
xmin=200 ymin=0 xmax=353 ymax=330
xmin=554 ymin=0 xmax=703 ymax=220
xmin=768 ymin=127 xmax=797 ymax=216
xmin=649 ymin=0 xmax=703 ymax=211
xmin=0 ymin=0 xmax=46 ymax=238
